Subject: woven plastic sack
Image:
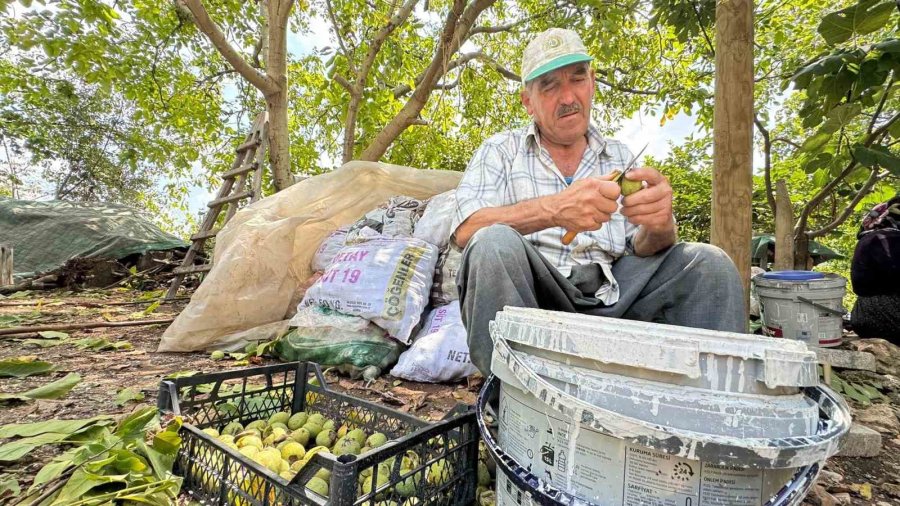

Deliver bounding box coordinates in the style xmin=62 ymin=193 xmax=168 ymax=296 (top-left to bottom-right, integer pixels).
xmin=413 ymin=190 xmax=456 ymax=249
xmin=312 ymin=228 xmax=348 ymax=272
xmin=389 ymin=302 xmax=477 ymax=383
xmin=275 ymin=306 xmax=401 ymax=380
xmin=382 ymin=196 xmax=427 ymax=237
xmin=430 ymin=245 xmax=462 ymax=306
xmin=300 ymin=236 xmax=439 ymax=344
xmin=345 ymin=196 xmax=427 ymax=242
xmin=158 ymin=162 xmax=460 ymax=352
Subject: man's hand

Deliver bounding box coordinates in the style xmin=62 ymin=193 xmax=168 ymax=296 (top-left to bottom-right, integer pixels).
xmin=548 ymin=173 xmax=621 ymax=233
xmin=620 ymin=167 xmax=677 ymax=256
xmin=620 ymin=167 xmax=673 ymax=232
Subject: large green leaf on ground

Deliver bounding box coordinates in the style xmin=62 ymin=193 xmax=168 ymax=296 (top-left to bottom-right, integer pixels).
xmin=0 ymin=432 xmax=72 ymax=462
xmin=0 ymin=357 xmax=54 ymax=378
xmin=18 ymin=373 xmax=81 ymax=400
xmin=114 ymin=407 xmax=158 ymax=440
xmin=0 ymin=416 xmax=113 ymax=438
xmin=0 ymin=474 xmax=20 ymax=500
xmin=115 ymin=388 xmax=145 ymax=406
xmin=0 ymin=373 xmax=82 ymax=404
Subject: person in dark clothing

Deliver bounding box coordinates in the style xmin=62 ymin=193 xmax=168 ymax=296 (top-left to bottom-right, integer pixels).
xmin=850 ymin=195 xmax=900 ymax=344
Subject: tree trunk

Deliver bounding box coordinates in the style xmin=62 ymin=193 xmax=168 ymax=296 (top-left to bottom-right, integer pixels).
xmin=712 ymin=0 xmax=754 ymax=316
xmin=793 ymin=231 xmax=809 ymax=270
xmin=774 ymin=179 xmax=794 ymax=271
xmin=267 ymin=89 xmax=293 ymax=190
xmin=177 ymin=0 xmax=294 ymax=190
xmin=265 ymin=0 xmax=294 ymax=191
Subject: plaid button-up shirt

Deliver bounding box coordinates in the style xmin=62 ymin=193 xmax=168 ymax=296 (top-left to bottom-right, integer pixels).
xmin=452 ymin=122 xmax=638 ymax=304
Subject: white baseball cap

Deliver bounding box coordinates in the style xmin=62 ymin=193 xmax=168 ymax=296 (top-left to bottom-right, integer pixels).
xmin=521 ymin=28 xmax=593 ymax=84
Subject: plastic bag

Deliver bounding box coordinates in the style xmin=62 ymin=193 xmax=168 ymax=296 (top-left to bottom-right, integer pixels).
xmin=345 ymin=196 xmax=427 ymax=242
xmin=300 ymin=236 xmax=438 ymax=344
xmin=211 ymin=319 xmax=292 ymax=352
xmin=430 ymin=245 xmax=462 ymax=306
xmin=389 ymin=302 xmax=477 ymax=383
xmin=312 ymin=228 xmax=348 ymax=272
xmin=381 ymin=196 xmax=427 ymax=238
xmin=275 ymin=306 xmax=402 ymax=380
xmin=413 ymin=191 xmax=456 ymax=249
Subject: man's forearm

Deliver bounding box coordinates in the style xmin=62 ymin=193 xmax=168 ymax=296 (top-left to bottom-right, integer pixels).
xmin=453 ymin=198 xmax=556 ymax=249
xmin=632 ymin=219 xmax=678 ymax=257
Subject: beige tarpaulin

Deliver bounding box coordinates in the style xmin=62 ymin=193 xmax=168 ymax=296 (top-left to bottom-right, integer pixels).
xmin=158 ymin=161 xmax=462 ymax=352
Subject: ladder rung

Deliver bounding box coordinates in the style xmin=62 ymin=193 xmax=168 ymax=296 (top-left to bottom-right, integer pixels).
xmin=236 ymin=138 xmax=261 ymax=152
xmin=191 ymin=229 xmax=220 ymax=241
xmin=221 ymin=161 xmax=259 ymax=179
xmin=174 ymin=264 xmax=212 ymax=275
xmin=207 ymin=191 xmax=253 ymax=208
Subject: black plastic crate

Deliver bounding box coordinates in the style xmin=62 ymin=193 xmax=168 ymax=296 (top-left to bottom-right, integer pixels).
xmin=158 ymin=362 xmax=478 ymax=505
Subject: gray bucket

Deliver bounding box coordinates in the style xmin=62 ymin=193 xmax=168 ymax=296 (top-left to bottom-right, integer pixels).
xmin=753 ymin=271 xmax=846 ymax=347
xmin=485 ymin=307 xmax=851 ymax=506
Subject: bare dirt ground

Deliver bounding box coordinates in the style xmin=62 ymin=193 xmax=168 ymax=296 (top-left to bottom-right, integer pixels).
xmin=0 ymin=288 xmax=898 ymax=505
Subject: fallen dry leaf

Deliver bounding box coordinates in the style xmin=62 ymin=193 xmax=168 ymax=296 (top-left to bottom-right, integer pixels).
xmin=391 ymin=386 xmax=427 ymax=410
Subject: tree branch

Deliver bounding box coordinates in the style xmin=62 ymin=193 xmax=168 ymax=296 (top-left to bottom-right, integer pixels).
xmin=177 ymin=0 xmax=279 ymax=95
xmin=772 ymin=137 xmax=801 ymax=149
xmin=391 ymin=51 xmax=516 ymax=98
xmin=433 ymin=74 xmax=462 ymax=91
xmin=808 ymin=168 xmax=884 ymax=238
xmin=754 ymin=113 xmax=777 ymax=217
xmin=795 ymin=111 xmax=900 ymax=237
xmin=325 ymin=0 xmax=356 ymax=74
xmin=360 ymin=0 xmax=476 ymax=161
xmin=342 ymin=0 xmax=420 ymax=163
xmin=194 ymin=68 xmax=239 ymax=87
xmin=595 ymin=68 xmax=660 ymax=95
xmin=469 ymin=18 xmax=527 ymax=35
xmin=867 ymin=77 xmax=894 ymax=136
xmin=691 ymin=0 xmax=715 ymax=57
xmin=334 ymin=74 xmax=352 ymax=91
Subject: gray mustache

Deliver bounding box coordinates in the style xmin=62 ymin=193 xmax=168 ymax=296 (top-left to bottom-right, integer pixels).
xmin=556 ymin=104 xmax=581 ymax=118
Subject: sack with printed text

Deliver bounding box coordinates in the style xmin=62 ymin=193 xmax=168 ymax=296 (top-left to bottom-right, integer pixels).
xmin=413 ymin=190 xmax=456 ymax=249
xmin=431 ymin=245 xmax=462 ymax=306
xmin=390 ymin=302 xmax=477 ymax=383
xmin=275 ymin=305 xmax=402 ymax=380
xmin=300 ymin=236 xmax=439 ymax=343
xmin=312 ymin=227 xmax=349 ymax=271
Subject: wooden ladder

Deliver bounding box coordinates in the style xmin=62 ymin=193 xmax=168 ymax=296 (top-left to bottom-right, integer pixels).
xmin=165 ymin=112 xmax=269 ymax=299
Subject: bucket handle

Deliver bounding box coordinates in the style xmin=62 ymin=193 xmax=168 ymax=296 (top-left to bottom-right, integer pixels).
xmin=796 ymin=296 xmax=846 ymax=317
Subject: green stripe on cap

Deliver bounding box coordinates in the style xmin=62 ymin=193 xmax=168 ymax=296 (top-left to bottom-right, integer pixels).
xmin=524 ymin=53 xmax=593 ymax=83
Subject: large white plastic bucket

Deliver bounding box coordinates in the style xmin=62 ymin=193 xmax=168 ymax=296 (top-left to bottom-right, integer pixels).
xmin=483 ymin=307 xmax=851 ymax=506
xmin=753 ymin=271 xmax=846 ymax=347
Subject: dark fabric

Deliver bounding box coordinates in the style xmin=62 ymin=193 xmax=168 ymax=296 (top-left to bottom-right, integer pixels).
xmin=851 ymin=294 xmax=900 ymax=343
xmin=851 ymin=229 xmax=900 ymax=297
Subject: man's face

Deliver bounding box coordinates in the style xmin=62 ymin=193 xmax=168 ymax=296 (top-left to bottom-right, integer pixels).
xmin=521 ymin=63 xmax=595 ymax=146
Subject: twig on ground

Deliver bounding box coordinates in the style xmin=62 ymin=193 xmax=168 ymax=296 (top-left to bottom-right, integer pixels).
xmin=0 ymin=318 xmax=174 ymax=337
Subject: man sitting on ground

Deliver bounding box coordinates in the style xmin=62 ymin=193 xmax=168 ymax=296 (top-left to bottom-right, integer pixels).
xmin=452 ymin=28 xmax=745 ymax=375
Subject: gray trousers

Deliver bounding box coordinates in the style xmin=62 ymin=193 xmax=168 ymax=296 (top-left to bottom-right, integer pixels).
xmin=457 ymin=224 xmax=746 ymax=375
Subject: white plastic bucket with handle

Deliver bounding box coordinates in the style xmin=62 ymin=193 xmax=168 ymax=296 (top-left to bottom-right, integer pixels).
xmin=482 ymin=307 xmax=851 ymax=506
xmin=753 ymin=271 xmax=846 ymax=347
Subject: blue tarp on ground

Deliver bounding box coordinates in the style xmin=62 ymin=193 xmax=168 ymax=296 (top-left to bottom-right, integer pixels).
xmin=0 ymin=199 xmax=188 ymax=279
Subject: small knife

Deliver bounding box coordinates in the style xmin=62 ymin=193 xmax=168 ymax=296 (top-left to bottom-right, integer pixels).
xmin=561 ymin=142 xmax=649 ymax=246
